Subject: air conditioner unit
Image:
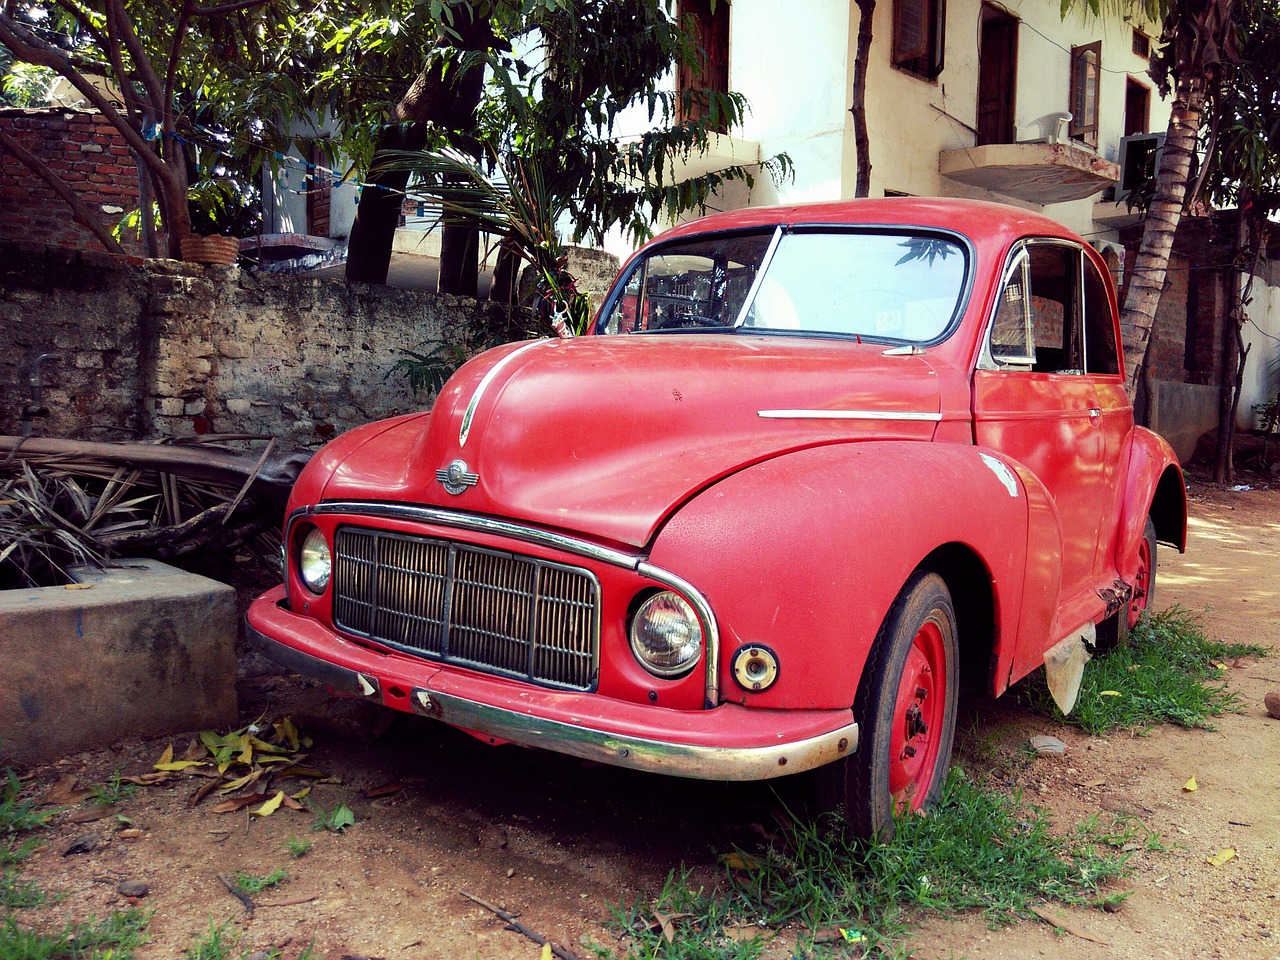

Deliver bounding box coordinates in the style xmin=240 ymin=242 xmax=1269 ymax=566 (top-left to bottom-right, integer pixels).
xmin=1115 ymin=133 xmax=1165 ymax=203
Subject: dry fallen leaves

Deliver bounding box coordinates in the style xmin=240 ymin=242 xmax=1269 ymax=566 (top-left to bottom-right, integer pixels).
xmin=126 ymin=718 xmax=322 ymax=818
xmin=649 ymin=909 xmax=694 ymax=944
xmin=1206 ymin=848 xmax=1237 ymax=867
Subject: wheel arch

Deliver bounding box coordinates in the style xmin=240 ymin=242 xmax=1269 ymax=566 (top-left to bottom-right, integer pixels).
xmin=1150 ymin=463 xmax=1188 ymax=551
xmin=648 ymin=441 xmax=1033 ymax=711
xmin=918 ymin=543 xmax=997 ymax=698
xmin=1116 ymin=428 xmax=1186 ymax=586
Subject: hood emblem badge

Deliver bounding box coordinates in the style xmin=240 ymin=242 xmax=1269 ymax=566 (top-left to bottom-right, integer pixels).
xmin=437 ymin=459 xmax=479 ymax=495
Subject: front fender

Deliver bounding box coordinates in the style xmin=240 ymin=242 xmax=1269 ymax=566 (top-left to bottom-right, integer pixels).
xmin=648 ymin=441 xmax=1036 ymax=711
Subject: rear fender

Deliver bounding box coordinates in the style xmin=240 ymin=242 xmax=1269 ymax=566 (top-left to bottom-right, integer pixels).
xmin=648 ymin=442 xmax=1044 ymax=710
xmin=1117 ymin=427 xmax=1187 ymax=582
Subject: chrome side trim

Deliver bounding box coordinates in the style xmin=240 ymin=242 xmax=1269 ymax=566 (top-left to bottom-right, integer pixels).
xmin=639 ymin=561 xmax=721 ymax=708
xmin=459 ymin=339 xmax=546 ymax=447
xmin=296 ymin=502 xmax=722 ymax=706
xmin=411 ymin=687 xmax=860 ymax=782
xmin=757 ymin=409 xmax=943 ymax=422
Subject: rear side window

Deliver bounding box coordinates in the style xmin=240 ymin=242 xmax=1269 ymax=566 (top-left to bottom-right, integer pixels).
xmin=1083 ymin=258 xmax=1120 ymax=374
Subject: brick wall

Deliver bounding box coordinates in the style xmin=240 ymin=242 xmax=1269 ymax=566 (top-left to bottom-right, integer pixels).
xmin=0 ymin=240 xmax=516 ymax=448
xmin=0 ymin=108 xmax=142 ymax=256
xmin=1119 ymin=215 xmax=1236 ymax=388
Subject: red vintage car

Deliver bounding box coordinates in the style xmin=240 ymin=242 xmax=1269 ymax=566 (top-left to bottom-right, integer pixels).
xmin=247 ymin=198 xmax=1186 ymax=838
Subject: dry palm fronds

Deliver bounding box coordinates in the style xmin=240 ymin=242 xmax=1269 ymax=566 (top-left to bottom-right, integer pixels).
xmin=0 ymin=435 xmax=310 ymax=589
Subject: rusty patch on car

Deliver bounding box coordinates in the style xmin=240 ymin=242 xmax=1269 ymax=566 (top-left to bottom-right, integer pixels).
xmin=1097 ymin=578 xmax=1133 ymax=617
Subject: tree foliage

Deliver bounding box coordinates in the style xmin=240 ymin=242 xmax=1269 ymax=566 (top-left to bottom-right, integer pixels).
xmin=1194 ymin=0 xmax=1280 ymax=212
xmin=0 ymin=0 xmax=304 ymax=255
xmin=1 ymin=0 xmax=786 ymax=283
xmin=1189 ymin=0 xmax=1280 ymax=480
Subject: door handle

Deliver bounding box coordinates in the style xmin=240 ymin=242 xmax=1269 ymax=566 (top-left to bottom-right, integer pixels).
xmin=1088 ymin=407 xmax=1102 ymax=423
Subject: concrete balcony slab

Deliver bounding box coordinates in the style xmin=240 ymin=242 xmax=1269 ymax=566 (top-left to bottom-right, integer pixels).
xmin=940 ymin=142 xmax=1120 ymax=205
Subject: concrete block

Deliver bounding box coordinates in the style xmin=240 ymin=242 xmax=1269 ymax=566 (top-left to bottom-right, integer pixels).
xmin=0 ymin=560 xmax=237 ymax=764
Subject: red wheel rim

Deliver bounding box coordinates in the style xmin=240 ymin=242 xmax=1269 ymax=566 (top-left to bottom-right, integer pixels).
xmin=1129 ymin=535 xmax=1152 ymax=629
xmin=888 ymin=613 xmax=949 ymax=811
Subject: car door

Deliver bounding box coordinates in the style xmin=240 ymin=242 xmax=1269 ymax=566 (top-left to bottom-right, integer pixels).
xmin=972 ymin=241 xmax=1117 ymax=641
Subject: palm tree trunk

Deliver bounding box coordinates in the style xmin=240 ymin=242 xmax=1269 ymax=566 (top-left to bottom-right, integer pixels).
xmin=1120 ymin=74 xmax=1207 ymax=400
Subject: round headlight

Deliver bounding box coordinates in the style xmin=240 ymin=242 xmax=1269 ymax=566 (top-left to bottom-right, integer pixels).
xmin=629 ymin=591 xmax=703 ymax=677
xmin=298 ymin=527 xmax=332 ymax=593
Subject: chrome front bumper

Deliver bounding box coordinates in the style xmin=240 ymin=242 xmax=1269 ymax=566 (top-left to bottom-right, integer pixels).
xmin=247 ymin=588 xmax=859 ymax=782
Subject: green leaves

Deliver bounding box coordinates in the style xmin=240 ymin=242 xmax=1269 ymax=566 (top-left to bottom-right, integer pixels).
xmin=311 ymin=801 xmax=356 ymax=833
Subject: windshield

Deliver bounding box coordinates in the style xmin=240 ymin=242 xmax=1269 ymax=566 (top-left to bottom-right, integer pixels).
xmin=597 ymin=228 xmax=968 ymax=343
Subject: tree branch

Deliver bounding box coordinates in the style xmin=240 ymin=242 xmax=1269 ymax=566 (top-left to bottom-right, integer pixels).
xmin=102 ymin=0 xmax=164 ymax=112
xmin=48 ymin=0 xmax=110 ymax=54
xmin=0 ymin=13 xmax=186 ymax=219
xmin=71 ymin=0 xmax=142 ymax=124
xmin=0 ymin=128 xmax=126 ymax=255
xmin=164 ymin=2 xmax=194 ymax=119
xmin=191 ymin=0 xmax=274 ymax=15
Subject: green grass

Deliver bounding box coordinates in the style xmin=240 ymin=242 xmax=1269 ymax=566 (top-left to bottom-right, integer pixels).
xmin=0 ymin=870 xmax=46 ymax=910
xmin=0 ymin=907 xmax=149 ymax=959
xmin=184 ymin=919 xmax=238 ymax=960
xmin=605 ymin=768 xmax=1142 ymax=959
xmin=232 ymin=867 xmax=289 ymax=895
xmin=1023 ymin=607 xmax=1270 ymax=735
xmin=2 ymin=767 xmax=51 ymax=869
xmin=89 ymin=772 xmax=138 ymax=808
xmin=281 ymin=834 xmax=311 ymax=859
xmin=1 ymin=769 xmax=54 ymax=836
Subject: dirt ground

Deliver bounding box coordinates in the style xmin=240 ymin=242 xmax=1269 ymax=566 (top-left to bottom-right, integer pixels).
xmin=6 ymin=479 xmax=1280 ymax=960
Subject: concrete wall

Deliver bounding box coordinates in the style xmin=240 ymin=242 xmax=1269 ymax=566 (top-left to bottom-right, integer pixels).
xmin=1242 ymin=261 xmax=1280 ymax=425
xmin=0 ymin=240 xmax=513 ymax=446
xmin=1148 ymin=380 xmax=1220 ymax=464
xmin=0 ymin=560 xmax=237 ymax=764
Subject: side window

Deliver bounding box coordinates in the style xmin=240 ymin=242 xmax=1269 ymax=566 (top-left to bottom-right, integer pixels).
xmin=986 ymin=242 xmax=1087 ymax=374
xmin=600 ymin=266 xmax=646 ymax=334
xmin=1026 ymin=245 xmax=1082 ymax=374
xmin=1083 ymin=257 xmax=1120 ymax=373
xmin=989 ymin=251 xmax=1035 ymax=364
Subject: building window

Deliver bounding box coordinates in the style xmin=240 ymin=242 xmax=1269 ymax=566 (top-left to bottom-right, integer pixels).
xmin=1132 ymin=28 xmax=1151 ymax=59
xmin=677 ymin=0 xmax=730 ymax=132
xmin=307 ymin=140 xmax=331 ymax=238
xmin=1124 ymin=78 xmax=1151 ymax=137
xmin=1069 ymin=42 xmax=1101 ymax=147
xmin=893 ymin=0 xmax=946 ymax=80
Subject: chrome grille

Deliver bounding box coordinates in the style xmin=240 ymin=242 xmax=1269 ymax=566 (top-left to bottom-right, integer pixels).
xmin=331 ymin=528 xmax=598 ymax=690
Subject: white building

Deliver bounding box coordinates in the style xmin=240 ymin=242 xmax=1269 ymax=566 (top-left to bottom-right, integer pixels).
xmin=626 ymin=0 xmax=1168 ymax=247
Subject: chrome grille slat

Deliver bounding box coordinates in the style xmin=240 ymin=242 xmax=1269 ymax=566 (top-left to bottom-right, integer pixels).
xmin=332 ymin=528 xmax=599 ymax=691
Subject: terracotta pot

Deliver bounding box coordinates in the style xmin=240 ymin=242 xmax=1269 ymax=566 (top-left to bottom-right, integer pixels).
xmin=179 ymin=234 xmax=240 ymax=265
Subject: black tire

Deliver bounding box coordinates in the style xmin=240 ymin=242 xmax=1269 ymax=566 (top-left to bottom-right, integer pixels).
xmin=1096 ymin=517 xmax=1157 ymax=651
xmin=818 ymin=570 xmax=958 ymax=840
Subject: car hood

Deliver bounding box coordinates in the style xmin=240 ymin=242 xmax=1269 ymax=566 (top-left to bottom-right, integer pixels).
xmin=319 ymin=335 xmax=942 ymax=549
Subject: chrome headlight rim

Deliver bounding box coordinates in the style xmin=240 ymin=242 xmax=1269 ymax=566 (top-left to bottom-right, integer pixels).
xmin=297 ymin=526 xmax=332 ymax=594
xmin=629 ymin=589 xmax=704 ymax=678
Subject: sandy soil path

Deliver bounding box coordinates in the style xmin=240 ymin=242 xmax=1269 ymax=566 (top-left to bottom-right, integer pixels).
xmin=8 ymin=482 xmax=1279 ymax=959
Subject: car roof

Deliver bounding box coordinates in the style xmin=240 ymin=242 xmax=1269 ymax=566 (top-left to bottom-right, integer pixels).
xmin=654 ymin=197 xmax=1083 ymax=248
